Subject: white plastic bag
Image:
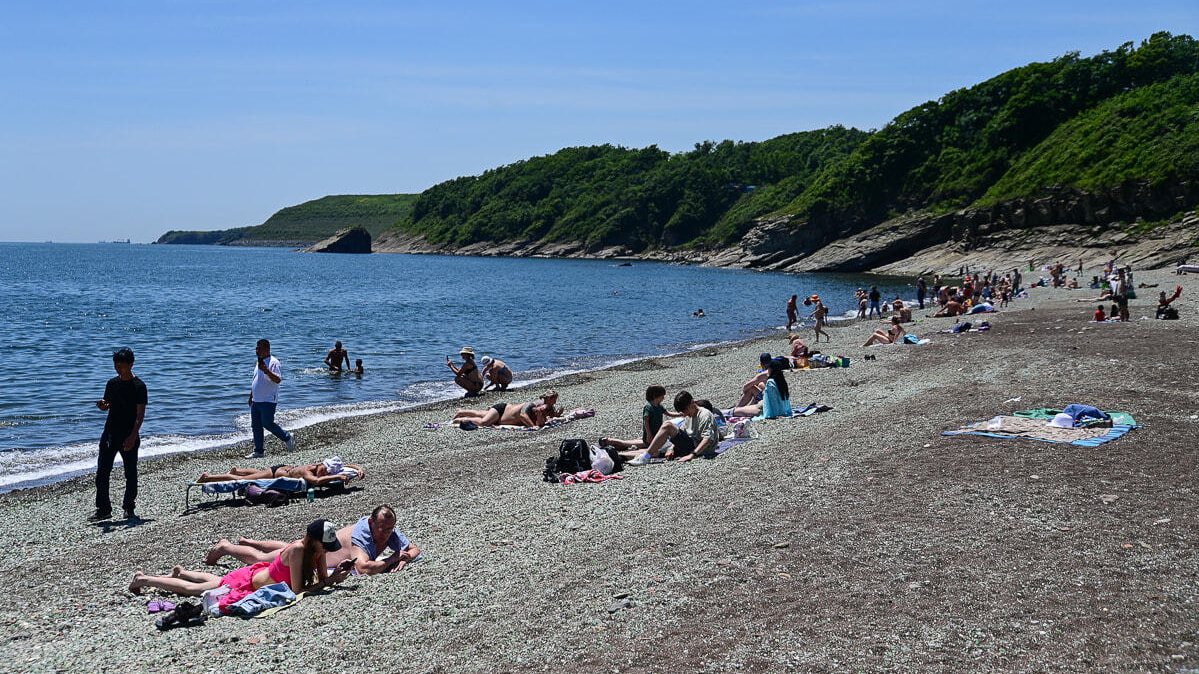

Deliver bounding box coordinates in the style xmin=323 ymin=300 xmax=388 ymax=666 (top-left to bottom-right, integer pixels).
xmin=589 ymin=445 xmax=615 ymax=475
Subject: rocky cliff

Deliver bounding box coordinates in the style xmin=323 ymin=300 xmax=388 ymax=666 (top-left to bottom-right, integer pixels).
xmin=374 ymin=180 xmax=1199 ymax=273
xmin=304 ymin=227 xmax=372 ymax=254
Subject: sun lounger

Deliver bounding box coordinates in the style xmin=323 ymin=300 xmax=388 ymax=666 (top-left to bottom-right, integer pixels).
xmin=182 ymin=468 xmax=361 ymax=513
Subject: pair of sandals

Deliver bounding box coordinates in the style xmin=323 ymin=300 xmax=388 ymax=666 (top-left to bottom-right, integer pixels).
xmin=155 ymin=601 xmax=205 ymax=630
xmin=862 ymin=354 xmax=878 ymax=361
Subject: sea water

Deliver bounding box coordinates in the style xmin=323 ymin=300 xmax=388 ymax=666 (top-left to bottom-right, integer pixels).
xmin=0 ymin=242 xmax=913 ymax=490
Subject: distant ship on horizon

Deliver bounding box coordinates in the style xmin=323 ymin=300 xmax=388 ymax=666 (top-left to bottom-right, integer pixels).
xmin=98 ymin=238 xmax=132 ymax=244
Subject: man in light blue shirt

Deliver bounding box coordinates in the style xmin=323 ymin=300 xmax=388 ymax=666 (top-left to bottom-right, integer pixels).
xmin=349 ymin=505 xmax=421 ymax=574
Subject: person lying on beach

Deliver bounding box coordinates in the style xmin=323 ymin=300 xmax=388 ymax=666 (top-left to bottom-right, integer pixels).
xmin=205 ymin=505 xmax=420 ymax=576
xmin=451 ymin=391 xmax=559 ymax=428
xmin=480 ymin=356 xmax=513 ymax=391
xmin=196 ymin=457 xmax=364 ymax=485
xmin=729 ymin=359 xmax=792 ymax=419
xmin=447 ymin=347 xmax=484 ymax=396
xmin=863 ymin=316 xmax=906 ymax=347
xmin=599 ymin=385 xmax=684 ymax=451
xmin=130 ymin=520 xmax=354 ymax=597
xmin=736 ymin=353 xmax=774 ymax=407
xmin=1073 ymin=290 xmax=1115 ymax=302
xmin=620 ymin=390 xmax=717 ymax=464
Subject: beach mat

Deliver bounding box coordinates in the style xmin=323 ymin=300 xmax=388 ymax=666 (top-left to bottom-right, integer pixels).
xmin=942 ymin=411 xmax=1137 ymax=446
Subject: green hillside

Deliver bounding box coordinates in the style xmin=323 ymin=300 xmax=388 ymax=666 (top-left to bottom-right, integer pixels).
xmin=398 ymin=128 xmax=869 ymax=250
xmin=390 ymin=32 xmax=1199 ymax=253
xmin=157 ymin=194 xmax=417 ymax=245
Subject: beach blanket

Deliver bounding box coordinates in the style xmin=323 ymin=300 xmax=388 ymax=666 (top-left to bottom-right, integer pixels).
xmin=943 ymin=409 xmax=1137 ymax=446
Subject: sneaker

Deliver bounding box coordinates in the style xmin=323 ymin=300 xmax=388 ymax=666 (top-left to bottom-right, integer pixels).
xmin=285 ymin=435 xmax=296 ymax=452
xmin=123 ymin=508 xmax=137 ymax=520
xmin=245 ymin=451 xmax=265 ymax=459
xmin=627 ymin=452 xmax=651 ymax=467
xmin=88 ymin=510 xmax=112 ymax=521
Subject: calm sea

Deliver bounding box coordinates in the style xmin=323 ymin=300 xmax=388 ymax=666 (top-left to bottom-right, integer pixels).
xmin=0 ymin=243 xmax=912 ymax=490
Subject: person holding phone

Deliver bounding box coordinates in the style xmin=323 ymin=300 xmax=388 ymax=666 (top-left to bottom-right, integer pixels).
xmin=90 ymin=347 xmax=147 ymax=521
xmin=247 ymin=338 xmax=294 ymax=459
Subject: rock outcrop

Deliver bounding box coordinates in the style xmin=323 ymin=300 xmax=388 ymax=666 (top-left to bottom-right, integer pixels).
xmin=305 ymin=227 xmax=371 ymax=254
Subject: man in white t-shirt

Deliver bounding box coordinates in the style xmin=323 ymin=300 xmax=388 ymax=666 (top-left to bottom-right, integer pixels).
xmin=247 ymin=338 xmax=295 ymax=459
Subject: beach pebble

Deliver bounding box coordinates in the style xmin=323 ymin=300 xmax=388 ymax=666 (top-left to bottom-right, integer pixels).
xmin=608 ymin=599 xmax=634 ymax=614
xmin=1099 ymin=494 xmax=1119 ymax=504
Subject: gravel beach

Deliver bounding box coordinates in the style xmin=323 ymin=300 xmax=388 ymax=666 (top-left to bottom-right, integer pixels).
xmin=2 ymin=268 xmax=1197 ymax=673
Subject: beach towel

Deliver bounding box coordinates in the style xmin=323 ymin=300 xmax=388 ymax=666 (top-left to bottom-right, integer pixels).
xmin=943 ymin=409 xmax=1137 ymax=446
xmin=200 ymin=477 xmax=307 ymax=495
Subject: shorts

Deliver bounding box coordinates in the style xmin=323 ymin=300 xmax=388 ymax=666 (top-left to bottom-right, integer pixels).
xmin=669 ymin=432 xmax=697 ymax=456
xmin=219 ymin=561 xmax=271 ymax=592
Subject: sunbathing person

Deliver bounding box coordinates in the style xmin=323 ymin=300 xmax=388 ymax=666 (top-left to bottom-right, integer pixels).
xmin=197 ymin=457 xmax=364 ymax=485
xmin=451 ymin=400 xmax=550 ymax=428
xmin=863 ymin=316 xmax=907 ymax=347
xmin=788 ymin=333 xmax=810 ymax=359
xmin=1074 ymin=289 xmax=1115 ymax=302
xmin=205 ymin=505 xmax=421 ymax=576
xmin=130 ymin=520 xmax=354 ymax=597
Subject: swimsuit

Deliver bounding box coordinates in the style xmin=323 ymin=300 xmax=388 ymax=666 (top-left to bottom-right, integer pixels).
xmin=267 ymin=545 xmax=293 ymax=584
xmin=491 ymin=403 xmax=508 ymax=417
xmin=271 ymin=464 xmax=287 ymax=477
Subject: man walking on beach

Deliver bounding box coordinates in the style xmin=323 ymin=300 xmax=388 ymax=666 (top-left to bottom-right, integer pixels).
xmin=786 ymin=295 xmax=798 ymax=331
xmin=91 ymin=348 xmax=147 ymax=522
xmin=248 ymin=338 xmax=295 ymax=459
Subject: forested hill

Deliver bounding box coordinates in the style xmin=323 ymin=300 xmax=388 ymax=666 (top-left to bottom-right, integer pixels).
xmin=381 ymin=32 xmax=1199 ymax=271
xmin=156 ymin=194 xmax=417 ymax=246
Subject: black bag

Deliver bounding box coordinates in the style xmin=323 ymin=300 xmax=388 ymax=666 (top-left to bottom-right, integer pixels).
xmin=557 ymin=438 xmax=592 ymax=474
xmin=604 ymin=446 xmax=625 ymax=473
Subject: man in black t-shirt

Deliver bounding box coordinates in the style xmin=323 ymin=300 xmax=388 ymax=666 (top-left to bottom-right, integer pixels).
xmin=91 ymin=348 xmax=147 ymax=522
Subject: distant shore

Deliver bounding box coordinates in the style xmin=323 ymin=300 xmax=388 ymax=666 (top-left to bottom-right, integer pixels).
xmin=2 ymin=266 xmax=1197 ymax=672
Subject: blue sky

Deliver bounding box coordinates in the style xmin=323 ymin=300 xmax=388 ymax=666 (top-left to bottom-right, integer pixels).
xmin=1 ymin=1 xmax=1196 ymax=242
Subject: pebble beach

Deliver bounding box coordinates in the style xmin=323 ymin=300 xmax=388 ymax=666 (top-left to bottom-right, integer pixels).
xmin=2 ymin=267 xmax=1197 ymax=673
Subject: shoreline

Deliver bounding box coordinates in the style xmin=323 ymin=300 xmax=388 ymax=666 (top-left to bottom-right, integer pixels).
xmin=2 ymin=267 xmax=1197 ymax=672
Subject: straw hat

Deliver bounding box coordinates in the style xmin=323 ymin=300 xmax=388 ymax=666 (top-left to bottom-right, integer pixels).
xmin=459 ymin=346 xmax=475 ymax=357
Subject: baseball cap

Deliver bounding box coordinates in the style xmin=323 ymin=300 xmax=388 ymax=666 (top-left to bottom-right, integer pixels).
xmin=307 ymin=519 xmax=342 ymax=551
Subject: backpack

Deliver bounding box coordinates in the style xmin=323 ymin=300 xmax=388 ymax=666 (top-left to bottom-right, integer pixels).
xmin=542 ymin=438 xmax=594 ymax=482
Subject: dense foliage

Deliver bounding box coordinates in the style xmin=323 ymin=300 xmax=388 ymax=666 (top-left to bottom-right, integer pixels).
xmin=156 ymin=195 xmax=417 ymax=245
xmin=979 ymin=72 xmax=1199 ymax=204
xmin=786 ymin=32 xmax=1199 ymax=225
xmin=400 ymin=128 xmax=868 ymax=249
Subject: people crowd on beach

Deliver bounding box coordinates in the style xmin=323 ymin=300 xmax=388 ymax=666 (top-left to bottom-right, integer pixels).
xmin=96 ymin=250 xmax=1184 ymax=628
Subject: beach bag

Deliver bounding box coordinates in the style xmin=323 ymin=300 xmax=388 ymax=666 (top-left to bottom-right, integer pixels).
xmin=589 ymin=444 xmax=615 ymax=475
xmin=556 ymin=439 xmax=592 ymax=474
xmin=244 ymin=484 xmax=288 ymax=508
xmin=902 ymin=334 xmax=920 ymax=344
xmin=226 ymin=582 xmax=296 ymax=617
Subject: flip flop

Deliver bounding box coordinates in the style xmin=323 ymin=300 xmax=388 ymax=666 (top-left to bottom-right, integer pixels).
xmin=147 ymin=600 xmax=163 ymax=613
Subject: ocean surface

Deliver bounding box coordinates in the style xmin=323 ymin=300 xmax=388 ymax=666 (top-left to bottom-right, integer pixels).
xmin=0 ymin=243 xmax=914 ymax=491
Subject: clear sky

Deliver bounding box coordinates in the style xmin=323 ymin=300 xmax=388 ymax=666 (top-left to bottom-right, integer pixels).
xmin=2 ymin=1 xmax=1196 ymax=242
